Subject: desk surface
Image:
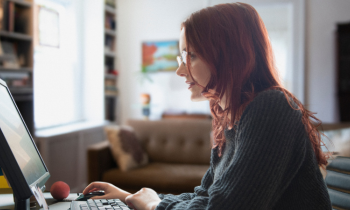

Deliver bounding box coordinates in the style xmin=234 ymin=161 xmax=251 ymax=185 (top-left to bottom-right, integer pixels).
xmin=0 ymin=193 xmax=79 ymax=210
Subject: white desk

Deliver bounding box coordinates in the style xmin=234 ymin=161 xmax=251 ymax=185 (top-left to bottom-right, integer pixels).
xmin=0 ymin=193 xmax=78 ymax=210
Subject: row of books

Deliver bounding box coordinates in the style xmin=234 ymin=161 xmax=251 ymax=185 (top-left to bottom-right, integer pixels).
xmin=0 ymin=0 xmax=29 ymax=33
xmin=104 ymin=62 xmax=118 ymax=75
xmin=105 ymin=35 xmax=115 ymax=52
xmin=105 ymin=97 xmax=116 ymax=121
xmin=105 ymin=79 xmax=118 ymax=96
xmin=0 ymin=71 xmax=31 ymax=88
xmin=105 ymin=64 xmax=112 ymax=73
xmin=105 ymin=15 xmax=116 ymax=30
xmin=0 ymin=40 xmax=27 ymax=69
xmin=105 ymin=86 xmax=118 ymax=94
xmin=104 ymin=0 xmax=117 ymax=121
xmin=105 ymin=79 xmax=116 ymax=86
xmin=105 ymin=0 xmax=116 ymax=8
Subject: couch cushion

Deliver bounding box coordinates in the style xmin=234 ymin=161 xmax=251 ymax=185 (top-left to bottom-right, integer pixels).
xmin=102 ymin=163 xmax=209 ymax=193
xmin=105 ymin=125 xmax=148 ymax=172
xmin=127 ymin=119 xmax=212 ymax=165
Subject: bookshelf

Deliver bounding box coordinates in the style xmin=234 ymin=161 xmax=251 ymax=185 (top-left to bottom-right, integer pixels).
xmin=0 ymin=0 xmax=34 ymax=134
xmin=104 ymin=0 xmax=118 ymax=122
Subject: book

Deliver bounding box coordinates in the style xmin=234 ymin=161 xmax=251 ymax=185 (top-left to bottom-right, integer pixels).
xmin=105 ymin=35 xmax=115 ymax=52
xmin=0 ymin=0 xmax=4 ymax=30
xmin=0 ymin=167 xmax=10 ymax=188
xmin=0 ymin=41 xmax=19 ymax=68
xmin=0 ymin=167 xmax=12 ymax=194
xmin=105 ymin=0 xmax=116 ymax=8
xmin=14 ymin=5 xmax=28 ymax=33
xmin=8 ymin=1 xmax=14 ymax=32
xmin=0 ymin=41 xmax=3 ymax=55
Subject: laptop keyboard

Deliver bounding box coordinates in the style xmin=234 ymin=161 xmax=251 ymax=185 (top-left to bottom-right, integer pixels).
xmin=79 ymin=199 xmax=132 ymax=210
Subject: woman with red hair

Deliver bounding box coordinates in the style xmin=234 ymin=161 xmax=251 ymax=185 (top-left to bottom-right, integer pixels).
xmin=83 ymin=3 xmax=332 ymax=209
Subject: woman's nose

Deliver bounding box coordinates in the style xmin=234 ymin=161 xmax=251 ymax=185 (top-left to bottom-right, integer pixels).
xmin=176 ymin=64 xmax=187 ymax=77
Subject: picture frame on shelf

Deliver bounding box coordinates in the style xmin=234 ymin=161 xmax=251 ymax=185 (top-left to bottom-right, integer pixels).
xmin=38 ymin=6 xmax=60 ymax=48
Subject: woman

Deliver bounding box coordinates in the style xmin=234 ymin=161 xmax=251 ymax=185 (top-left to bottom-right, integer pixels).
xmin=83 ymin=3 xmax=332 ymax=210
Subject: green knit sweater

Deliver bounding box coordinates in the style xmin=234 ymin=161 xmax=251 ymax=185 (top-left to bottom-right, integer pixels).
xmin=156 ymin=90 xmax=332 ymax=210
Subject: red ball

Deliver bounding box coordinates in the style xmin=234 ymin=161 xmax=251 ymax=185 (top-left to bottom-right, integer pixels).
xmin=50 ymin=181 xmax=70 ymax=200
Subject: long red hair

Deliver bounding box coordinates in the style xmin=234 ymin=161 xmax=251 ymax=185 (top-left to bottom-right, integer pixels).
xmin=182 ymin=2 xmax=329 ymax=165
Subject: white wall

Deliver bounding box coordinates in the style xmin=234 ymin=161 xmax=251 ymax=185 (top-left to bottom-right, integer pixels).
xmin=117 ymin=0 xmax=350 ymax=124
xmin=117 ymin=0 xmax=211 ymax=123
xmin=305 ymin=0 xmax=350 ymax=123
xmin=82 ymin=0 xmax=104 ymax=122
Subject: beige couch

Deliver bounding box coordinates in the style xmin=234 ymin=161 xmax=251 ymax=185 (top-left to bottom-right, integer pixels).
xmin=87 ymin=119 xmax=212 ymax=194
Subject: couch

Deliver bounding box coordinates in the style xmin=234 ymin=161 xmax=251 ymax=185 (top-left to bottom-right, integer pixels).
xmin=87 ymin=119 xmax=212 ymax=194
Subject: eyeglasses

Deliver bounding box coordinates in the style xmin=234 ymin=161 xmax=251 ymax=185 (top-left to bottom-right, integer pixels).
xmin=176 ymin=51 xmax=188 ymax=67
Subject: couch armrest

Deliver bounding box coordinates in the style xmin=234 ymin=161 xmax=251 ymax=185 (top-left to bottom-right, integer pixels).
xmin=87 ymin=140 xmax=117 ymax=183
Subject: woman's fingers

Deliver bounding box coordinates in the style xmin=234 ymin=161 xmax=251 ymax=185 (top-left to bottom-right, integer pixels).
xmin=125 ymin=194 xmax=135 ymax=208
xmin=88 ymin=188 xmax=100 ymax=193
xmin=89 ymin=195 xmax=106 ymax=200
xmin=82 ymin=182 xmax=132 ymax=204
xmin=125 ymin=197 xmax=136 ymax=210
xmin=125 ymin=188 xmax=160 ymax=210
xmin=82 ymin=182 xmax=108 ymax=195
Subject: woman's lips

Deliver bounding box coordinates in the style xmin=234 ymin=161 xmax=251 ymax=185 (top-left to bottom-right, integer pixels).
xmin=186 ymin=81 xmax=195 ymax=89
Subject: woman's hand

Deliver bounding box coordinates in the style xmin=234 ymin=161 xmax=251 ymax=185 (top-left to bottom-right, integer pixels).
xmin=125 ymin=188 xmax=161 ymax=210
xmin=82 ymin=182 xmax=131 ymax=203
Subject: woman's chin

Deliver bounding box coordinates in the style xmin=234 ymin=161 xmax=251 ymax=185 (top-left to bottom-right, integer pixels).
xmin=191 ymin=94 xmax=208 ymax=102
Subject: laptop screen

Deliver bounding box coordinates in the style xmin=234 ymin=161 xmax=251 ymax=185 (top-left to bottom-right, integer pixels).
xmin=0 ymin=84 xmax=47 ymax=186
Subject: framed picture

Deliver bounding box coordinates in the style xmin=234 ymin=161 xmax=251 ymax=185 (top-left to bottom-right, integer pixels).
xmin=38 ymin=6 xmax=60 ymax=48
xmin=142 ymin=40 xmax=179 ymax=73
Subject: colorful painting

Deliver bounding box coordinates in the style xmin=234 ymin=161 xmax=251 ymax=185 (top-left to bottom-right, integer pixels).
xmin=142 ymin=41 xmax=179 ymax=72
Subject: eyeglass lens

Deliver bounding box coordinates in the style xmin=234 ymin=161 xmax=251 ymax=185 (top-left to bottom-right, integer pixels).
xmin=177 ymin=56 xmax=182 ymax=66
xmin=181 ymin=51 xmax=187 ymax=64
xmin=177 ymin=51 xmax=188 ymax=67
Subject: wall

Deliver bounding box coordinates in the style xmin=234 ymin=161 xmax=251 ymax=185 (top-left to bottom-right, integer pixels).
xmin=82 ymin=0 xmax=104 ymax=123
xmin=305 ymin=0 xmax=350 ymax=123
xmin=117 ymin=0 xmax=211 ymax=123
xmin=117 ymin=0 xmax=350 ymax=124
xmin=36 ymin=124 xmax=105 ymax=192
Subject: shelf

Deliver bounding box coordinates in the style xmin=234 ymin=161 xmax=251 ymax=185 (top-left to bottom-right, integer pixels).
xmin=105 ymin=90 xmax=118 ymax=97
xmin=8 ymin=0 xmax=32 ymax=7
xmin=9 ymin=87 xmax=33 ymax=94
xmin=105 ymin=28 xmax=116 ymax=36
xmin=0 ymin=67 xmax=33 ymax=72
xmin=0 ymin=54 xmax=15 ymax=60
xmin=0 ymin=31 xmax=33 ymax=41
xmin=1 ymin=0 xmax=34 ymax=134
xmin=105 ymin=50 xmax=116 ymax=58
xmin=105 ymin=74 xmax=117 ymax=79
xmin=104 ymin=2 xmax=117 ymax=122
xmin=105 ymin=94 xmax=118 ymax=98
xmin=105 ymin=5 xmax=116 ymax=15
xmin=11 ymin=94 xmax=33 ymax=101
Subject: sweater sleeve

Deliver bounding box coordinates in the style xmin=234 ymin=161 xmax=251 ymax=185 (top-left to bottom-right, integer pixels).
xmin=156 ymin=165 xmax=214 ymax=210
xmin=156 ymin=90 xmax=308 ymax=210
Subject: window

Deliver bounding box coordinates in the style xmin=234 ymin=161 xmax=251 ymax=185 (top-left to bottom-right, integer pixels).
xmin=210 ymin=0 xmax=305 ymax=102
xmin=34 ymin=0 xmax=84 ymax=129
xmin=255 ymin=3 xmax=293 ymax=92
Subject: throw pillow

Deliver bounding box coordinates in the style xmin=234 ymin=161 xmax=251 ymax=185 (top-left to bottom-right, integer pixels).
xmin=324 ymin=128 xmax=350 ymax=157
xmin=105 ymin=125 xmax=148 ymax=172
